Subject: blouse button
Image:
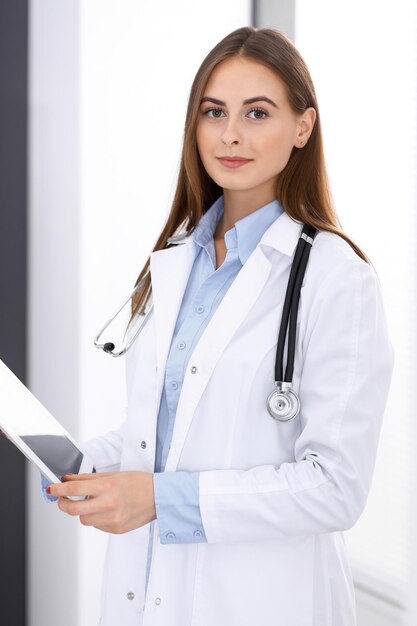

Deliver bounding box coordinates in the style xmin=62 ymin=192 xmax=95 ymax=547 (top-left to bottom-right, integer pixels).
xmin=171 ymin=381 xmax=178 ymax=389
xmin=193 ymin=529 xmax=203 ymax=538
xmin=178 ymin=341 xmax=186 ymax=349
xmin=166 ymin=531 xmax=176 ymax=540
xmin=196 ymin=305 xmax=205 ymax=313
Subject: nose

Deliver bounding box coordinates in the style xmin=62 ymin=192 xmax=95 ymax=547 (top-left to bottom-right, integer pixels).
xmin=220 ymin=113 xmax=242 ymax=145
xmin=222 ymin=136 xmax=239 ymax=146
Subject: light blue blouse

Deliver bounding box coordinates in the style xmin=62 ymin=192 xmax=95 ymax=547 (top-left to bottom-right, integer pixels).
xmin=149 ymin=193 xmax=283 ymax=594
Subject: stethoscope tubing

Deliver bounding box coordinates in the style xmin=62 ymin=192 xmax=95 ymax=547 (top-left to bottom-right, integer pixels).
xmin=93 ymin=276 xmax=153 ymax=357
xmin=275 ymin=224 xmax=317 ymax=383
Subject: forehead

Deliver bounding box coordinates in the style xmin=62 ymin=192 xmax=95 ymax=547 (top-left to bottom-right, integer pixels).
xmin=203 ymin=56 xmax=287 ymax=99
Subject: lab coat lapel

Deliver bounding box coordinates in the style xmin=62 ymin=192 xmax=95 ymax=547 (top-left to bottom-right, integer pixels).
xmin=150 ymin=239 xmax=197 ymax=408
xmin=164 ymin=246 xmax=273 ymax=472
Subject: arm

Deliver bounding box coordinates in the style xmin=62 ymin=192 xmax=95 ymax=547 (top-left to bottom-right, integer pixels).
xmin=198 ymin=258 xmax=395 ymax=543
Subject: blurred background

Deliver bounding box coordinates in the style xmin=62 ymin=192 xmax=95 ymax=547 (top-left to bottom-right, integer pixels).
xmin=0 ymin=1 xmax=415 ymax=624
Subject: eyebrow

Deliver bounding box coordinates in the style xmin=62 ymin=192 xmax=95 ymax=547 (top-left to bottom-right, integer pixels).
xmin=200 ymin=96 xmax=278 ymax=109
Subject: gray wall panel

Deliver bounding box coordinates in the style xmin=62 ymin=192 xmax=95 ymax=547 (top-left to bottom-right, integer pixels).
xmin=253 ymin=0 xmax=295 ymax=40
xmin=0 ymin=0 xmax=28 ymax=624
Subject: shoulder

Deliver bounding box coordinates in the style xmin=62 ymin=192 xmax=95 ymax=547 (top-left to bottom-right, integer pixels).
xmin=302 ymin=229 xmax=380 ymax=311
xmin=307 ymin=228 xmax=373 ymax=284
xmin=310 ymin=228 xmax=365 ymax=268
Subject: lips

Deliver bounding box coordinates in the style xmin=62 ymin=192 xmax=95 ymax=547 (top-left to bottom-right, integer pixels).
xmin=216 ymin=157 xmax=253 ymax=169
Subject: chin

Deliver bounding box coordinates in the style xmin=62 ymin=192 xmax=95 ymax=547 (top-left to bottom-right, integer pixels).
xmin=209 ymin=171 xmax=254 ymax=187
xmin=217 ymin=180 xmax=257 ymax=192
xmin=214 ymin=183 xmax=248 ymax=193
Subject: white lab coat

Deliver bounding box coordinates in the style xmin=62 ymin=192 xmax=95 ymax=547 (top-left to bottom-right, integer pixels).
xmin=84 ymin=210 xmax=394 ymax=626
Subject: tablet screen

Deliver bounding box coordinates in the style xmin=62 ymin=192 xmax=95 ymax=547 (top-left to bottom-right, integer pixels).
xmin=20 ymin=434 xmax=83 ymax=478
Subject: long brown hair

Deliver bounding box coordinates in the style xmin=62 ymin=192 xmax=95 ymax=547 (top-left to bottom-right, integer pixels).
xmin=129 ymin=26 xmax=370 ymax=323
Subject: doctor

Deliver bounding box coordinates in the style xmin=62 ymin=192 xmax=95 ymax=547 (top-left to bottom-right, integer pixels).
xmin=47 ymin=26 xmax=395 ymax=626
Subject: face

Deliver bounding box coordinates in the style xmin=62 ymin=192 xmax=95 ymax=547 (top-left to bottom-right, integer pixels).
xmin=196 ymin=56 xmax=316 ymax=206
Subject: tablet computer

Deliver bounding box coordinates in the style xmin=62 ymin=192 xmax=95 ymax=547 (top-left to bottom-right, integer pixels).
xmin=0 ymin=357 xmax=95 ymax=484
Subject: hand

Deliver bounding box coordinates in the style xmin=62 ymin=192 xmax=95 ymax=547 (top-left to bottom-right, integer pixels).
xmin=47 ymin=471 xmax=157 ymax=534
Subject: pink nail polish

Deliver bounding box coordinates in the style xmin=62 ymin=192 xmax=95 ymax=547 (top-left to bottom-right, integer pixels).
xmin=46 ymin=486 xmax=51 ymax=494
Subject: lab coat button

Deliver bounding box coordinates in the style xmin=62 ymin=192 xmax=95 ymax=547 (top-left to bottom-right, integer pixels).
xmin=193 ymin=529 xmax=202 ymax=538
xmin=166 ymin=531 xmax=176 ymax=540
xmin=155 ymin=597 xmax=161 ymax=605
xmin=140 ymin=441 xmax=147 ymax=449
xmin=190 ymin=366 xmax=197 ymax=373
xmin=127 ymin=592 xmax=135 ymax=600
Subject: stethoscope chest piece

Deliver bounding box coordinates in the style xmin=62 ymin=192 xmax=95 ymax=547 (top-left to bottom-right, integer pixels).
xmin=266 ymin=382 xmax=300 ymax=422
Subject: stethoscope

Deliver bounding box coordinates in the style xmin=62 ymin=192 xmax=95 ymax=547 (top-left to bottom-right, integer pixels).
xmin=94 ymin=223 xmax=318 ymax=422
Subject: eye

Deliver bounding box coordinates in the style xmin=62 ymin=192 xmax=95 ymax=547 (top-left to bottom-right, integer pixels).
xmin=201 ymin=107 xmax=225 ymax=118
xmin=247 ymin=106 xmax=269 ymax=120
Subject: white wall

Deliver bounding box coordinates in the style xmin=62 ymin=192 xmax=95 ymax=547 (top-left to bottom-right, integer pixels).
xmin=28 ymin=2 xmax=251 ymax=625
xmin=295 ymin=1 xmax=417 ymax=623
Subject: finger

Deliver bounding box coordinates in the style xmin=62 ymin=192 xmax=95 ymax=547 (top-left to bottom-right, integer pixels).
xmin=49 ymin=478 xmax=103 ymax=498
xmin=88 ymin=518 xmax=126 ymax=535
xmin=58 ymin=495 xmax=102 ymax=517
xmin=79 ymin=513 xmax=114 ymax=529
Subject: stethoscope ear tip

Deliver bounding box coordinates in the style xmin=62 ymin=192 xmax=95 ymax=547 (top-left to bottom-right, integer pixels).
xmin=103 ymin=342 xmax=115 ymax=353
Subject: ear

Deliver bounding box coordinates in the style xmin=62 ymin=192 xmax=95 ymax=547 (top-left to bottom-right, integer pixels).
xmin=295 ymin=107 xmax=316 ymax=148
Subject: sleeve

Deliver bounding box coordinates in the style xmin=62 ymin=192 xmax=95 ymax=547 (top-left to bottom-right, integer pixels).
xmin=40 ymin=473 xmax=57 ymax=503
xmin=198 ymin=258 xmax=395 ymax=544
xmin=78 ymin=409 xmax=128 ymax=473
xmin=154 ymin=471 xmax=207 ymax=544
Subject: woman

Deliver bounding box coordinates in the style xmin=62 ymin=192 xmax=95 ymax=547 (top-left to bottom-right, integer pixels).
xmin=46 ymin=26 xmax=395 ymax=626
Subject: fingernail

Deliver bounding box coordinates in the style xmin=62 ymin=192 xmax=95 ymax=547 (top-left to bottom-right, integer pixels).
xmin=46 ymin=486 xmax=51 ymax=494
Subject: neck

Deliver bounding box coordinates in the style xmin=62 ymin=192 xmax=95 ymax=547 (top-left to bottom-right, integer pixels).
xmin=214 ymin=187 xmax=276 ymax=238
